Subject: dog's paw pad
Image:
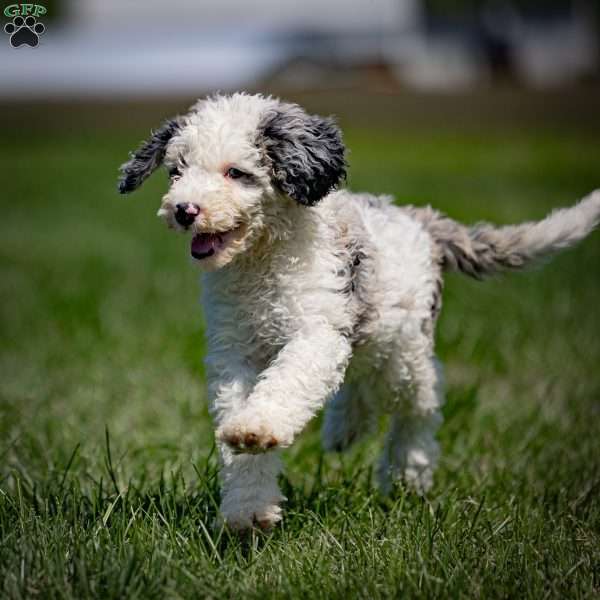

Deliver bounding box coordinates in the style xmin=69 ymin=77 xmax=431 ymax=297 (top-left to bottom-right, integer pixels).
xmin=225 ymin=432 xmax=241 ymax=447
xmin=218 ymin=422 xmax=282 ymax=453
xmin=242 ymin=432 xmax=259 ymax=448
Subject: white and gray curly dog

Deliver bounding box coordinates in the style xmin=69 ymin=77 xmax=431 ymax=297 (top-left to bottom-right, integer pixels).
xmin=119 ymin=92 xmax=600 ymax=531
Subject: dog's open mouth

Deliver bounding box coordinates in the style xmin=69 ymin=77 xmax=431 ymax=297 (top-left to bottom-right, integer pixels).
xmin=190 ymin=226 xmax=241 ymax=260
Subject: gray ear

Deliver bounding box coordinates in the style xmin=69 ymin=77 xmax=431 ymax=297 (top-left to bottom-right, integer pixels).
xmin=259 ymin=104 xmax=347 ymax=206
xmin=118 ymin=117 xmax=183 ymax=194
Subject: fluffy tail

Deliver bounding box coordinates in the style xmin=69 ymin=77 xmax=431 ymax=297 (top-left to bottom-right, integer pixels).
xmin=411 ymin=190 xmax=600 ymax=279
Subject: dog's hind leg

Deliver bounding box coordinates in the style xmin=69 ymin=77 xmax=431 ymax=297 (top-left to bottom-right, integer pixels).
xmin=376 ymin=336 xmax=444 ymax=495
xmin=321 ymin=382 xmax=376 ymax=453
xmin=377 ymin=409 xmax=443 ymax=495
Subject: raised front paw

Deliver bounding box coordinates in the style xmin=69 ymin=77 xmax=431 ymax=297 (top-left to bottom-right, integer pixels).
xmin=217 ymin=416 xmax=292 ymax=453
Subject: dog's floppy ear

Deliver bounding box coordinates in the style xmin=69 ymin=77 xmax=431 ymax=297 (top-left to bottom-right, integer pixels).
xmin=259 ymin=104 xmax=347 ymax=206
xmin=118 ymin=117 xmax=184 ymax=194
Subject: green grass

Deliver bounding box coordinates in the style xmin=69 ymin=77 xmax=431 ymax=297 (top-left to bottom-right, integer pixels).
xmin=1 ymin=112 xmax=599 ymax=598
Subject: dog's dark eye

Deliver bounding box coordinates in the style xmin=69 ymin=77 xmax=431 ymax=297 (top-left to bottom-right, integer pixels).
xmin=225 ymin=167 xmax=247 ymax=180
xmin=168 ymin=156 xmax=187 ymax=180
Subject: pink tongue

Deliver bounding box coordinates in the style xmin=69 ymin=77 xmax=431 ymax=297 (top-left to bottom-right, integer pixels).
xmin=191 ymin=233 xmax=218 ymax=258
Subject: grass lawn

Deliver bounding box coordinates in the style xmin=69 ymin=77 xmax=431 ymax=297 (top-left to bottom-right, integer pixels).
xmin=1 ymin=101 xmax=599 ymax=598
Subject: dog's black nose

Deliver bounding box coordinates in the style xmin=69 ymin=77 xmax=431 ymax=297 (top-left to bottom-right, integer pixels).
xmin=175 ymin=203 xmax=200 ymax=227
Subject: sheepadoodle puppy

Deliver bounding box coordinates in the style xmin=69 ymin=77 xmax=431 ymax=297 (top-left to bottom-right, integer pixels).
xmin=119 ymin=93 xmax=600 ymax=531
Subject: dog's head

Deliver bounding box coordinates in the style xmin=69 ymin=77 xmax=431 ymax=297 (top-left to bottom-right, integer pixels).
xmin=118 ymin=93 xmax=346 ymax=270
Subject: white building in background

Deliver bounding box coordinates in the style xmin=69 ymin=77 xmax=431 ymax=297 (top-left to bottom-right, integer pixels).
xmin=0 ymin=0 xmax=419 ymax=97
xmin=68 ymin=0 xmax=419 ymax=33
xmin=0 ymin=0 xmax=597 ymax=98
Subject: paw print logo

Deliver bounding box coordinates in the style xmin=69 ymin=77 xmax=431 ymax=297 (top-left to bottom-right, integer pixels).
xmin=4 ymin=15 xmax=45 ymax=47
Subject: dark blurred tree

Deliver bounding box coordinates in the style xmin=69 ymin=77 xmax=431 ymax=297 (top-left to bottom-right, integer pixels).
xmin=40 ymin=0 xmax=63 ymax=21
xmin=424 ymin=0 xmax=598 ymax=18
xmin=423 ymin=0 xmax=600 ymax=78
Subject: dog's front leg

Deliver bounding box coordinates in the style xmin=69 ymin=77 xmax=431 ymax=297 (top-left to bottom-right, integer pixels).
xmin=217 ymin=323 xmax=352 ymax=453
xmin=217 ymin=442 xmax=285 ymax=530
xmin=206 ymin=353 xmax=286 ymax=530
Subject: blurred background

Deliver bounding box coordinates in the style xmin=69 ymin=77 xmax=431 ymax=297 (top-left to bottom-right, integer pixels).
xmin=1 ymin=0 xmax=599 ymax=478
xmin=1 ymin=1 xmax=600 ymax=595
xmin=1 ymin=0 xmax=600 ymax=488
xmin=2 ymin=0 xmax=599 ymax=95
